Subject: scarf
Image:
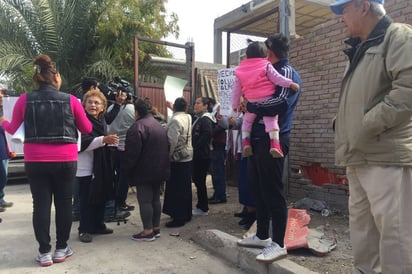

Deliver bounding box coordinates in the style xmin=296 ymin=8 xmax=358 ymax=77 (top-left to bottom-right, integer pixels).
xmin=82 ymin=113 xmax=114 ymax=205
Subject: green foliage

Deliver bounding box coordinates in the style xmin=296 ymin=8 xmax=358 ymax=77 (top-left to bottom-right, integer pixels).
xmin=95 ymin=0 xmax=179 ymax=82
xmin=0 ymin=0 xmax=180 ymax=94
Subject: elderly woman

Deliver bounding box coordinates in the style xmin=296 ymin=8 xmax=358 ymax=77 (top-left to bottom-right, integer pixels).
xmin=0 ymin=54 xmax=92 ymax=266
xmin=76 ymin=88 xmax=119 ymax=243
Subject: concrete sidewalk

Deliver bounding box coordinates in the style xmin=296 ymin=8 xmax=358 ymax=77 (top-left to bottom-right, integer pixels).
xmin=1 ymin=182 xmax=318 ymax=274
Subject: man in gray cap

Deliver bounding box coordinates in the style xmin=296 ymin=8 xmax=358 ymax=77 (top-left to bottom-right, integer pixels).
xmin=330 ymin=0 xmax=412 ymax=273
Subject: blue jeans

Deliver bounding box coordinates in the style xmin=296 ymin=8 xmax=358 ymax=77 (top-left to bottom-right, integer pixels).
xmin=0 ymin=159 xmax=9 ymax=203
xmin=237 ymin=154 xmax=255 ymax=207
xmin=210 ymin=149 xmax=226 ymax=201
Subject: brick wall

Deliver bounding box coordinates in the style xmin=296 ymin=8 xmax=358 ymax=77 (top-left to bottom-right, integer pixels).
xmin=287 ymin=0 xmax=412 ymax=212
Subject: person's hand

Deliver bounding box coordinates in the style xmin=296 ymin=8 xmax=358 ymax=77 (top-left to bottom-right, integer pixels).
xmin=114 ymin=91 xmax=127 ymax=105
xmin=290 ymin=82 xmax=300 ymax=92
xmin=103 ymin=134 xmax=119 ymax=145
xmin=0 ymin=116 xmax=8 ymax=126
xmin=166 ymin=101 xmax=173 ymax=110
xmin=228 ymin=116 xmax=236 ymax=127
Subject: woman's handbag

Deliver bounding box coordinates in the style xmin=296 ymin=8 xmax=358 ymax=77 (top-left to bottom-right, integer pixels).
xmin=171 ymin=145 xmax=190 ymax=161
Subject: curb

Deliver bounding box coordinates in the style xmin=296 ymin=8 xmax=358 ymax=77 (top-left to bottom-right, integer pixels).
xmin=191 ymin=229 xmax=319 ymax=274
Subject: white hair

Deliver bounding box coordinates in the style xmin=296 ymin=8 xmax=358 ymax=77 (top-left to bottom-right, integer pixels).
xmin=354 ymin=0 xmax=386 ymax=16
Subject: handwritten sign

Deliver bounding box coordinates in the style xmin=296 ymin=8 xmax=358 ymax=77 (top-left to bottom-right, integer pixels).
xmin=217 ymin=68 xmax=235 ymax=117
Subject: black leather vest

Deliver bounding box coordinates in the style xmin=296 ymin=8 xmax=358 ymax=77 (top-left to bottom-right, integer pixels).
xmin=24 ymin=85 xmax=78 ymax=143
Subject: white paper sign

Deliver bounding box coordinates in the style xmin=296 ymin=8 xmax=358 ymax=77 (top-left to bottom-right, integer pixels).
xmin=11 ymin=123 xmax=24 ymax=143
xmin=217 ymin=68 xmax=236 ymax=117
xmin=3 ymin=97 xmax=23 ymax=155
xmin=164 ymin=76 xmax=187 ymax=118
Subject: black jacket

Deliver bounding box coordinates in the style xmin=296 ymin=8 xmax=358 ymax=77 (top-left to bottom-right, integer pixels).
xmin=192 ymin=112 xmax=215 ymax=160
xmin=123 ymin=114 xmax=170 ymax=186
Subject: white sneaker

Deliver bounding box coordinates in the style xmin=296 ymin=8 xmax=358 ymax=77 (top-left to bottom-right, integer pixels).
xmin=256 ymin=242 xmax=287 ymax=263
xmin=52 ymin=246 xmax=73 ymax=263
xmin=192 ymin=208 xmax=208 ymax=216
xmin=237 ymin=234 xmax=272 ymax=248
xmin=35 ymin=252 xmax=53 ymax=267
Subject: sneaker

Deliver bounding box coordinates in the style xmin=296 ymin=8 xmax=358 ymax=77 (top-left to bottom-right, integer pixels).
xmin=79 ymin=233 xmax=93 ymax=243
xmin=35 ymin=252 xmax=53 ymax=267
xmin=131 ymin=232 xmax=155 ymax=242
xmin=192 ymin=208 xmax=208 ymax=216
xmin=269 ymin=140 xmax=284 ymax=158
xmin=256 ymin=242 xmax=287 ymax=263
xmin=118 ymin=203 xmax=135 ymax=211
xmin=0 ymin=201 xmax=13 ymax=208
xmin=105 ymin=210 xmax=131 ymax=222
xmin=52 ymin=246 xmax=73 ymax=263
xmin=153 ymin=229 xmax=160 ymax=238
xmin=242 ymin=138 xmax=253 ymax=157
xmin=237 ymin=234 xmax=272 ymax=248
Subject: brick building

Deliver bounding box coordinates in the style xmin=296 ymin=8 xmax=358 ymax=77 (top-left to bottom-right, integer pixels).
xmin=286 ymin=0 xmax=412 ymax=211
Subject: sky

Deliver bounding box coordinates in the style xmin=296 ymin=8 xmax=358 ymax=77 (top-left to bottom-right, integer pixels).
xmin=164 ymin=0 xmax=250 ymax=63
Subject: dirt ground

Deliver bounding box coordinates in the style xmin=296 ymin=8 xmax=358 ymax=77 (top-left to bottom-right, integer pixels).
xmin=2 ymin=175 xmax=353 ymax=274
xmin=163 ymin=176 xmax=354 ymax=274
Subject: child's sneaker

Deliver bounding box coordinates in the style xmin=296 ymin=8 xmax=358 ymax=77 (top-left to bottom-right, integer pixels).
xmin=52 ymin=246 xmax=73 ymax=263
xmin=35 ymin=252 xmax=53 ymax=267
xmin=269 ymin=140 xmax=284 ymax=158
xmin=242 ymin=138 xmax=253 ymax=157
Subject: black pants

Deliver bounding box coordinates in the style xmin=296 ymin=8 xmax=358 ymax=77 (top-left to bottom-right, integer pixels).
xmin=25 ymin=161 xmax=77 ymax=253
xmin=248 ymin=135 xmax=289 ymax=247
xmin=192 ymin=158 xmax=210 ymax=212
xmin=77 ymin=176 xmax=106 ymax=234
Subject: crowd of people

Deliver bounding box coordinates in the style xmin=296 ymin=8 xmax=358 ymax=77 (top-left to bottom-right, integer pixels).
xmin=0 ymin=31 xmax=301 ymax=266
xmin=1 ymin=0 xmax=411 ymax=271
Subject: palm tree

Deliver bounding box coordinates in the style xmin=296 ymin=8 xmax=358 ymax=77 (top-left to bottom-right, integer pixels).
xmin=0 ymin=0 xmax=180 ymax=95
xmin=0 ymin=0 xmax=101 ymax=93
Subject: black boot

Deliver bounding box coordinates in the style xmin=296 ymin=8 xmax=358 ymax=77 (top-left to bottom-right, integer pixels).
xmin=234 ymin=206 xmax=247 ymax=218
xmin=238 ymin=211 xmax=256 ymax=226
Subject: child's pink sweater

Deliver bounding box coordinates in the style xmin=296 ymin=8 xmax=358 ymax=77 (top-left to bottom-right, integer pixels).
xmin=232 ymin=58 xmax=292 ymax=109
xmin=2 ymin=93 xmax=92 ymax=162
